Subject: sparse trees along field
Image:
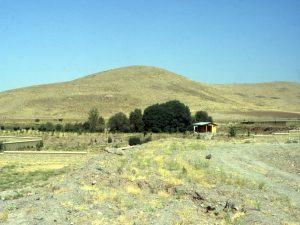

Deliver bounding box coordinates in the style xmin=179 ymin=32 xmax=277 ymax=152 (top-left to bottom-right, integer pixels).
xmin=0 ymin=100 xmax=214 ymax=135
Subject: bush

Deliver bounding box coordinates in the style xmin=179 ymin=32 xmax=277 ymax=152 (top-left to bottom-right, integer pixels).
xmin=108 ymin=136 xmax=112 ymax=143
xmin=128 ymin=136 xmax=141 ymax=146
xmin=38 ymin=122 xmax=54 ymax=132
xmin=142 ymin=136 xmax=152 ymax=144
xmin=13 ymin=126 xmax=20 ymax=131
xmin=35 ymin=119 xmax=40 ymax=123
xmin=64 ymin=123 xmax=75 ymax=132
xmin=0 ymin=142 xmax=3 ymax=151
xmin=0 ymin=125 xmax=4 ymax=130
xmin=229 ymin=127 xmax=236 ymax=137
xmin=36 ymin=140 xmax=44 ymax=150
xmin=55 ymin=124 xmax=63 ymax=132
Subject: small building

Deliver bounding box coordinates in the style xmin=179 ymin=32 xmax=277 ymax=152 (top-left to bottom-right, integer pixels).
xmin=193 ymin=122 xmax=218 ymax=134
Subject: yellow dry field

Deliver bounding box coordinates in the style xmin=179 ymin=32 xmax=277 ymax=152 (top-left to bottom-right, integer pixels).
xmin=0 ymin=66 xmax=299 ymax=121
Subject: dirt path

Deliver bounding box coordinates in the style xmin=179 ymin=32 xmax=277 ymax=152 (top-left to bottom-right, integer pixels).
xmin=209 ymin=143 xmax=300 ymax=207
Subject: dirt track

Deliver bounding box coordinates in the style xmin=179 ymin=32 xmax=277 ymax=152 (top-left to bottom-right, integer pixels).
xmin=209 ymin=143 xmax=300 ymax=207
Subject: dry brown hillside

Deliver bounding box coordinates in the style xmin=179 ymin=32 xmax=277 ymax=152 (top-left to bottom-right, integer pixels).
xmin=0 ymin=66 xmax=299 ymax=122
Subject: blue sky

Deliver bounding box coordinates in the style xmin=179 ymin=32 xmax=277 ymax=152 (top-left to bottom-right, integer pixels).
xmin=0 ymin=0 xmax=299 ymax=91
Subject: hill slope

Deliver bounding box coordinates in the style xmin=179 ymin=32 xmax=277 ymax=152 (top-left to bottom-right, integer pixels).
xmin=0 ymin=66 xmax=299 ymax=121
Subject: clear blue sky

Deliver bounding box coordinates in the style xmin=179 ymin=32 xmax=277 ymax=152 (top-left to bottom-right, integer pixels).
xmin=0 ymin=0 xmax=299 ymax=91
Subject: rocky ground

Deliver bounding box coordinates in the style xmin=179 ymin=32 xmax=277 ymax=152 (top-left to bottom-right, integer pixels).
xmin=0 ymin=139 xmax=299 ymax=225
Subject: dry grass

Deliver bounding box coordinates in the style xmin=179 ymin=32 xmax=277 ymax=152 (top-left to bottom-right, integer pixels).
xmin=0 ymin=66 xmax=299 ymax=121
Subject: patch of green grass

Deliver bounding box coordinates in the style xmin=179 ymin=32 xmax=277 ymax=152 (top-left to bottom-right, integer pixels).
xmin=0 ymin=164 xmax=66 ymax=192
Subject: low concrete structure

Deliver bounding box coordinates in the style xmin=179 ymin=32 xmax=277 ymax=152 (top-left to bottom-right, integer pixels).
xmin=0 ymin=138 xmax=42 ymax=151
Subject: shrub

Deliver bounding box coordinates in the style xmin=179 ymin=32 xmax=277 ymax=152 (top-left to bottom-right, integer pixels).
xmin=35 ymin=119 xmax=40 ymax=123
xmin=64 ymin=123 xmax=75 ymax=132
xmin=0 ymin=141 xmax=4 ymax=151
xmin=38 ymin=122 xmax=54 ymax=132
xmin=82 ymin=122 xmax=90 ymax=131
xmin=142 ymin=136 xmax=152 ymax=144
xmin=36 ymin=140 xmax=43 ymax=151
xmin=55 ymin=124 xmax=63 ymax=132
xmin=108 ymin=136 xmax=112 ymax=143
xmin=229 ymin=127 xmax=236 ymax=137
xmin=13 ymin=126 xmax=20 ymax=131
xmin=128 ymin=136 xmax=141 ymax=146
xmin=0 ymin=125 xmax=4 ymax=130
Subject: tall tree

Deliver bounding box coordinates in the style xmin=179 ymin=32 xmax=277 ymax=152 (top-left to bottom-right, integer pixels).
xmin=88 ymin=108 xmax=99 ymax=132
xmin=194 ymin=111 xmax=213 ymax=122
xmin=129 ymin=109 xmax=144 ymax=132
xmin=96 ymin=116 xmax=105 ymax=132
xmin=107 ymin=112 xmax=130 ymax=132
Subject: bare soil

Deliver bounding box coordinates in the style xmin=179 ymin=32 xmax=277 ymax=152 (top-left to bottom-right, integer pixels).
xmin=0 ymin=141 xmax=299 ymax=225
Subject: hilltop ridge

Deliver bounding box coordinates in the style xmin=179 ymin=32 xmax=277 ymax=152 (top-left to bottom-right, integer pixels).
xmin=0 ymin=66 xmax=299 ymax=121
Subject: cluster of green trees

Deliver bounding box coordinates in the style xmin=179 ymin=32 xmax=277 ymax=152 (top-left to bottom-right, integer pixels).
xmin=0 ymin=100 xmax=213 ymax=134
xmin=104 ymin=100 xmax=212 ymax=133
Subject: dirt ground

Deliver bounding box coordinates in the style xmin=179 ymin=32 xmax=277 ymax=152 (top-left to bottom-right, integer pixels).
xmin=0 ymin=139 xmax=299 ymax=225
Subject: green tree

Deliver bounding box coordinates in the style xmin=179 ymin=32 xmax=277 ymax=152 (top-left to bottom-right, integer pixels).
xmin=96 ymin=116 xmax=105 ymax=132
xmin=129 ymin=109 xmax=144 ymax=132
xmin=194 ymin=111 xmax=213 ymax=122
xmin=143 ymin=100 xmax=192 ymax=133
xmin=88 ymin=108 xmax=99 ymax=132
xmin=107 ymin=112 xmax=130 ymax=132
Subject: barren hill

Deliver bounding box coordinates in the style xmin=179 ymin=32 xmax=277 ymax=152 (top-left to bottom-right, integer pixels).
xmin=0 ymin=66 xmax=299 ymax=121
